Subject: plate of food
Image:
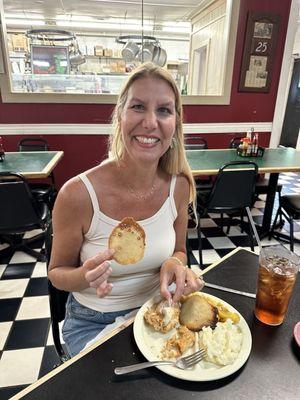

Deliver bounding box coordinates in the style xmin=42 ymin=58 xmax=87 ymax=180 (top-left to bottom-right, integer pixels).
xmin=133 ymin=292 xmax=252 ymax=381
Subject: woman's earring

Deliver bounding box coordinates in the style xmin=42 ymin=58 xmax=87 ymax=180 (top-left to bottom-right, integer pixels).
xmin=170 ymin=137 xmax=177 ymax=149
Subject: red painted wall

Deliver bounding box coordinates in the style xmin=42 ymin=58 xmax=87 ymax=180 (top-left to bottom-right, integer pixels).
xmin=0 ymin=0 xmax=291 ymax=188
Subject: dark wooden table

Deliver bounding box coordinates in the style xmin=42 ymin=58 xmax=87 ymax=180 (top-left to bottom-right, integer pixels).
xmin=12 ymin=248 xmax=300 ymax=400
xmin=186 ymin=148 xmax=300 ymax=237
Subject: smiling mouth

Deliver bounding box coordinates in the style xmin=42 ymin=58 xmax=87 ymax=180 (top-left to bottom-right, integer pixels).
xmin=135 ymin=136 xmax=160 ymax=144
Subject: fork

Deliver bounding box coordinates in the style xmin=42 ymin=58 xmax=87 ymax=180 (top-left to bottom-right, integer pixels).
xmin=114 ymin=348 xmax=206 ymax=375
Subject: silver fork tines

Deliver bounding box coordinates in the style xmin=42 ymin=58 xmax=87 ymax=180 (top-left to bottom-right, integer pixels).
xmin=114 ymin=348 xmax=207 ymax=375
xmin=178 ymin=349 xmax=207 ymax=368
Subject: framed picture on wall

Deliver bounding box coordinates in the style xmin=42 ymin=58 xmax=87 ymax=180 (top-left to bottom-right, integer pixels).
xmin=31 ymin=45 xmax=70 ymax=74
xmin=239 ymin=12 xmax=280 ymax=93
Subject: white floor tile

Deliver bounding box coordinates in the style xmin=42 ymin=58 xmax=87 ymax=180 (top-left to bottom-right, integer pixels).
xmin=207 ymin=213 xmax=222 ymax=218
xmin=46 ymin=322 xmax=65 ymax=346
xmin=23 ymin=229 xmax=43 ymax=239
xmin=202 ymin=249 xmax=221 ymax=264
xmin=258 ymin=194 xmax=267 ymax=201
xmin=192 ymin=250 xmax=200 ymax=264
xmin=200 ymin=218 xmax=217 ymax=228
xmin=0 ymin=322 xmax=13 ymax=350
xmin=207 ymin=237 xmax=236 ymax=249
xmin=0 ymin=243 xmax=9 ymax=251
xmin=187 ymin=229 xmax=199 ymax=239
xmin=250 ymin=208 xmax=264 ymax=216
xmin=0 ymin=264 xmax=6 ymax=278
xmin=0 ymin=347 xmax=44 ymax=387
xmin=0 ymin=279 xmax=29 ymax=299
xmin=254 ymin=201 xmax=266 ymax=209
xmin=227 ymin=226 xmax=247 ymax=236
xmin=9 ymin=251 xmax=37 ymax=264
xmin=16 ymin=296 xmax=50 ymax=320
xmin=31 ymin=261 xmax=47 ymax=278
xmin=260 ymin=237 xmax=281 ymax=246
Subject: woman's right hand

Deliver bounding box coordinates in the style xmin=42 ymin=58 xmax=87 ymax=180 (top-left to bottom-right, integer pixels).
xmin=83 ymin=249 xmax=115 ymax=298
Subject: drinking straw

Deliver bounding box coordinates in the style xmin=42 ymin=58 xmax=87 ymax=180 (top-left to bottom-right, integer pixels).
xmin=246 ymin=206 xmax=262 ymax=252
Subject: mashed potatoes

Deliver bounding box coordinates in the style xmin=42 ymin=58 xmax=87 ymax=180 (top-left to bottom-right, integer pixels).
xmin=199 ymin=319 xmax=243 ymax=366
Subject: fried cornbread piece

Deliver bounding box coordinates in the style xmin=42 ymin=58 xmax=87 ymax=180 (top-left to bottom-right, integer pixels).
xmin=179 ymin=295 xmax=218 ymax=331
xmin=144 ymin=300 xmax=180 ymax=333
xmin=109 ymin=217 xmax=145 ymax=265
xmin=161 ymin=326 xmax=195 ymax=359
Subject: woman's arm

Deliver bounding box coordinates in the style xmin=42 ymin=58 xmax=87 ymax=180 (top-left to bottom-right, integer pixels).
xmin=48 ymin=178 xmax=113 ymax=296
xmin=160 ymin=175 xmax=204 ymax=302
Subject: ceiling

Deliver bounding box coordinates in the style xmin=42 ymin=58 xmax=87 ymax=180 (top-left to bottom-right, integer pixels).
xmin=3 ymin=0 xmax=208 ymax=22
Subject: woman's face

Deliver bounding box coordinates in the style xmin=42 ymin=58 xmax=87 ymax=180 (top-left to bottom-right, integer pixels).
xmin=120 ymin=76 xmax=176 ymax=166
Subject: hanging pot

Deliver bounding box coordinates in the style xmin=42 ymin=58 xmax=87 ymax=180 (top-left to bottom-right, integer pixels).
xmin=121 ymin=41 xmax=139 ymax=62
xmin=69 ymin=50 xmax=86 ymax=66
xmin=152 ymin=44 xmax=167 ymax=67
xmin=137 ymin=42 xmax=155 ymax=62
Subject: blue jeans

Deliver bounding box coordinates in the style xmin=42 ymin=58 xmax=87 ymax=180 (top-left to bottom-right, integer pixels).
xmin=62 ymin=294 xmax=135 ymax=357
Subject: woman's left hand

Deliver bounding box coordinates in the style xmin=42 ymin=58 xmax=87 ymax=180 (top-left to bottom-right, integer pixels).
xmin=160 ymin=259 xmax=205 ymax=303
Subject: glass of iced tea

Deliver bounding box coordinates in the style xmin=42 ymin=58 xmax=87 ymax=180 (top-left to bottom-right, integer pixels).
xmin=254 ymin=245 xmax=299 ymax=326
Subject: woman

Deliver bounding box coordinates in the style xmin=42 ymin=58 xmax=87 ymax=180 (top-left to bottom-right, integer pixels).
xmin=48 ymin=62 xmax=204 ymax=357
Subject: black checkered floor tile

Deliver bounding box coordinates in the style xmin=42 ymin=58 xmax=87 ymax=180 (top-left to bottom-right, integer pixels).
xmin=1 ymin=172 xmax=300 ymax=399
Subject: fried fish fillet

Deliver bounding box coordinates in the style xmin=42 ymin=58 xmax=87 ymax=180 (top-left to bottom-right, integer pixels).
xmin=144 ymin=300 xmax=180 ymax=333
xmin=109 ymin=217 xmax=145 ymax=265
xmin=161 ymin=326 xmax=195 ymax=359
xmin=179 ymin=295 xmax=218 ymax=331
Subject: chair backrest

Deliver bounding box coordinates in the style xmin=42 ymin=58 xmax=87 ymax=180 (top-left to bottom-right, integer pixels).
xmin=207 ymin=161 xmax=258 ymax=212
xmin=45 ymin=224 xmax=70 ymax=363
xmin=18 ymin=137 xmax=56 ymax=186
xmin=184 ymin=136 xmax=208 ymax=150
xmin=0 ymin=172 xmax=43 ymax=232
xmin=18 ymin=138 xmax=49 ymax=152
xmin=229 ymin=137 xmax=243 ymax=149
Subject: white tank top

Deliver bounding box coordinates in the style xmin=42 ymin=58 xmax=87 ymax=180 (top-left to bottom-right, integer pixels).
xmin=73 ymin=173 xmax=178 ymax=312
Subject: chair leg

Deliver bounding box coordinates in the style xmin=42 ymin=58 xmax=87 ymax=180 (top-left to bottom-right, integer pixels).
xmin=270 ymin=207 xmax=280 ymax=239
xmin=0 ymin=232 xmax=46 ymax=261
xmin=226 ymin=215 xmax=233 ymax=235
xmin=240 ymin=211 xmax=244 ymax=233
xmin=197 ymin=219 xmax=203 ymax=269
xmin=220 ymin=213 xmax=224 ymax=231
xmin=290 ymin=216 xmax=294 ymax=252
xmin=246 ymin=213 xmax=255 ymax=251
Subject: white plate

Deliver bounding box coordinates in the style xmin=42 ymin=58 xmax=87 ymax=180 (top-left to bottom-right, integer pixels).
xmin=133 ymin=293 xmax=252 ymax=381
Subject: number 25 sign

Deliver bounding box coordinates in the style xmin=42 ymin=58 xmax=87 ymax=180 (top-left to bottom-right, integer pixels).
xmin=239 ymin=12 xmax=280 ymax=93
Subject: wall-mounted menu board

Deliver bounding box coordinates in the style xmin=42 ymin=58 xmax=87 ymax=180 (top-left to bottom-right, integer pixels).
xmin=239 ymin=12 xmax=280 ymax=93
xmin=31 ymin=45 xmax=70 ymax=74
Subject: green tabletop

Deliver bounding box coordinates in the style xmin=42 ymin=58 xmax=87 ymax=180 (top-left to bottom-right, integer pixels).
xmin=0 ymin=151 xmax=64 ymax=178
xmin=186 ymin=148 xmax=300 ymax=175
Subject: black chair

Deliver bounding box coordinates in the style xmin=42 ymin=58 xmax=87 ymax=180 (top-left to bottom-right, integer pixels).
xmin=185 ymin=136 xmax=213 ymax=193
xmin=229 ymin=138 xmax=283 ymax=201
xmin=18 ymin=137 xmax=57 ymax=209
xmin=184 ymin=136 xmax=208 ymax=150
xmin=271 ymin=194 xmax=300 ymax=252
xmin=0 ymin=172 xmax=51 ymax=261
xmin=45 ymin=224 xmax=70 ymax=365
xmin=196 ymin=161 xmax=258 ymax=267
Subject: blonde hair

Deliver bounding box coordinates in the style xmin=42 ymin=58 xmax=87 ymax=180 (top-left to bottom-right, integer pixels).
xmin=109 ymin=62 xmax=196 ymax=204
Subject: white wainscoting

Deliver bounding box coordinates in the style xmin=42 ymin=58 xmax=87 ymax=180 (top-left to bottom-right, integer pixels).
xmin=0 ymin=122 xmax=272 ymax=136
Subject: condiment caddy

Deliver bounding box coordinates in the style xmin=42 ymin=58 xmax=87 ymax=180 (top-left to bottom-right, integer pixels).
xmin=236 ymin=128 xmax=264 ymax=157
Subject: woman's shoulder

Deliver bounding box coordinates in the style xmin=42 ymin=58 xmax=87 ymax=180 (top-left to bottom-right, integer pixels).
xmin=173 ymin=173 xmax=190 ymax=202
xmin=57 ymin=175 xmax=90 ymax=208
xmin=175 ymin=173 xmax=189 ymax=189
